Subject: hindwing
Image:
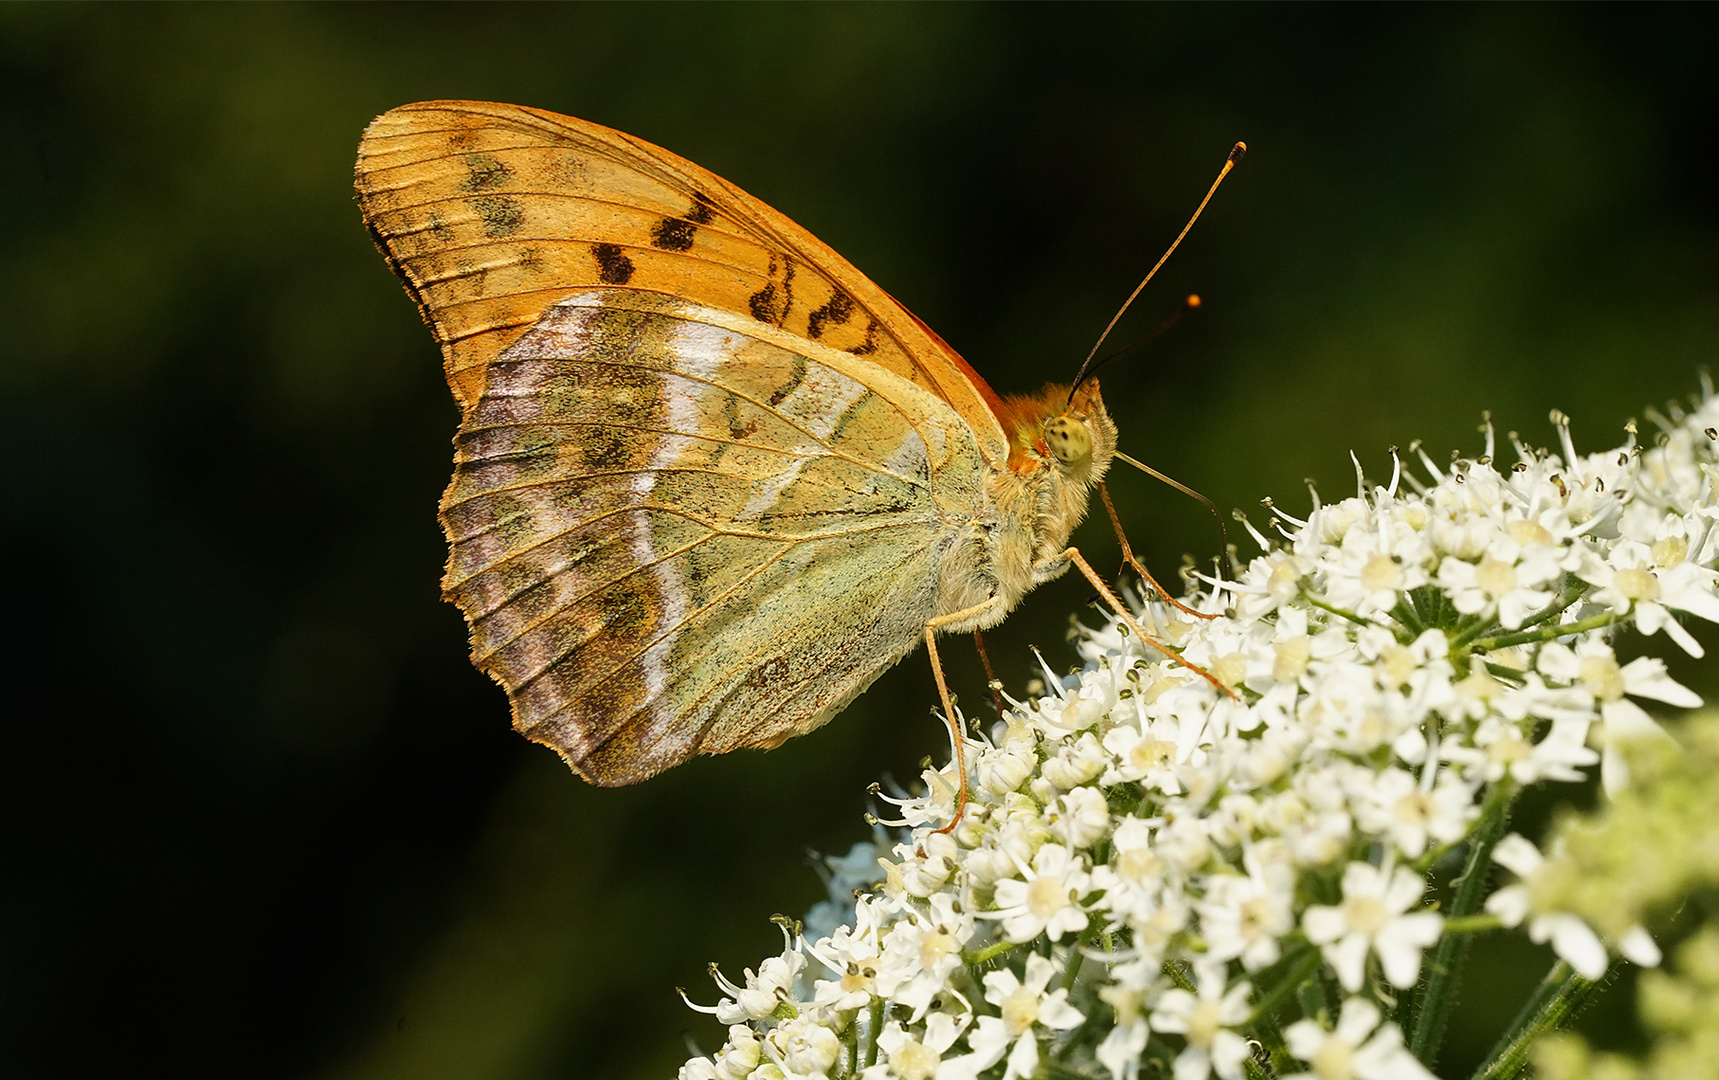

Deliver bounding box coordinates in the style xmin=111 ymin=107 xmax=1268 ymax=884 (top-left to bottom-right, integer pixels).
xmin=440 ymin=290 xmax=988 ymax=784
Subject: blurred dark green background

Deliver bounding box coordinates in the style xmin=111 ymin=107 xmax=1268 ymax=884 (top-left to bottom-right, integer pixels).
xmin=3 ymin=4 xmax=1716 ymax=1078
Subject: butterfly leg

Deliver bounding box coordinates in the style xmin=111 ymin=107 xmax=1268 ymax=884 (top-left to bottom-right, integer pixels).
xmin=972 ymin=630 xmax=1007 ymax=718
xmin=923 ymin=598 xmax=1005 ymax=834
xmin=1054 ymin=546 xmax=1237 ymax=700
xmin=1098 ymin=482 xmax=1219 ymax=621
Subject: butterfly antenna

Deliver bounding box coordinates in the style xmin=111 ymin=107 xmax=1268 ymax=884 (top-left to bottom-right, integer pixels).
xmin=1069 ymin=141 xmax=1246 ymax=402
xmin=1114 ymin=450 xmax=1230 ymax=556
xmin=1072 ymin=293 xmax=1201 ymax=390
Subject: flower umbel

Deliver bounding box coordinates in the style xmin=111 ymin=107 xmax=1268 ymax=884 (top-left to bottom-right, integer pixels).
xmin=679 ymin=394 xmax=1719 ymax=1080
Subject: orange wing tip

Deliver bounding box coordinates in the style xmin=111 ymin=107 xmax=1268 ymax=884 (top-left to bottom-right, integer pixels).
xmin=1228 ymin=142 xmax=1248 ymax=165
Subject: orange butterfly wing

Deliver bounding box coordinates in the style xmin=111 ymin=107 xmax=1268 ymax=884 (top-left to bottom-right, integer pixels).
xmin=355 ymin=100 xmax=1008 ymax=456
xmin=356 ymin=102 xmax=1016 ymax=783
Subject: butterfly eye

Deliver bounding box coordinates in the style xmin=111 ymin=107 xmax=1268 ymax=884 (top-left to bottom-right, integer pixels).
xmin=1043 ymin=416 xmax=1092 ymax=465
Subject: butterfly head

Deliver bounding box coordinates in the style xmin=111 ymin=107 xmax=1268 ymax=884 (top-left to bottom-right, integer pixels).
xmin=1003 ymin=379 xmax=1117 ymax=486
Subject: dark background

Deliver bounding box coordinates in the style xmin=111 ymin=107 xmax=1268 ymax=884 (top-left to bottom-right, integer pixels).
xmin=3 ymin=4 xmax=1717 ymax=1078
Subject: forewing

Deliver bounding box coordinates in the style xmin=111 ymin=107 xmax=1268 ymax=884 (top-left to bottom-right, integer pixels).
xmin=441 ymin=291 xmax=987 ymax=784
xmin=354 ymin=100 xmax=1008 ymax=462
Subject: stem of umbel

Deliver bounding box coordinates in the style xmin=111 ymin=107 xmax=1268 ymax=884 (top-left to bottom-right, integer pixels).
xmin=678 ymin=384 xmax=1719 ymax=1080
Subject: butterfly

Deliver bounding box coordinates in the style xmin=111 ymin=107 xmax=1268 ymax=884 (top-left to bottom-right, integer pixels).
xmin=354 ymin=101 xmax=1230 ymax=793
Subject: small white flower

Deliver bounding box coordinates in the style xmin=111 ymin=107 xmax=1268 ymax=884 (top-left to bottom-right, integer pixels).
xmin=712 ymin=1026 xmax=763 ymax=1080
xmin=702 ymin=938 xmax=806 ymax=1023
xmin=1095 ymin=959 xmax=1162 ymax=1080
xmin=1351 ymin=766 xmax=1476 ymax=859
xmin=1484 ymin=833 xmax=1624 ymax=979
xmin=1198 ymin=845 xmax=1296 ymax=971
xmin=876 ymin=893 xmax=973 ymax=1019
xmin=1282 ymin=997 xmax=1435 ymax=1080
xmin=1538 ymin=640 xmax=1694 ymax=794
xmin=1148 ymin=963 xmax=1253 ymax=1080
xmin=1042 ymin=731 xmax=1109 ymax=788
xmin=983 ymin=843 xmax=1092 ymax=943
xmin=767 ymin=1015 xmax=842 ymax=1077
xmin=869 ymin=1010 xmax=968 ymax=1080
xmin=901 ymin=831 xmax=960 ymax=898
xmin=956 ymin=954 xmax=1084 ymax=1080
xmin=1047 ymin=785 xmax=1112 ymax=850
xmin=1303 ymin=861 xmax=1442 ymax=991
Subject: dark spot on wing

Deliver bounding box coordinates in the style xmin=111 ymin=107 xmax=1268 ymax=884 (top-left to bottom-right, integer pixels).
xmin=723 ymin=394 xmax=759 ymax=440
xmin=578 ymin=424 xmax=629 ymax=467
xmin=847 ymin=318 xmax=880 ymax=357
xmin=651 ymin=218 xmax=696 ymax=252
xmin=460 ymin=153 xmax=513 ymax=192
xmin=687 ymin=194 xmax=716 ymax=225
xmin=806 ymin=291 xmax=855 ymax=339
xmin=592 ymin=243 xmax=635 ymax=285
xmin=469 ymin=195 xmax=524 ymax=237
xmin=427 ymin=211 xmax=454 ymax=242
xmin=749 ymin=254 xmax=794 ymax=327
xmin=767 ymin=358 xmax=809 ymax=407
xmin=516 ymin=246 xmax=543 ymax=272
xmin=748 ymin=282 xmax=778 ymax=324
xmin=829 ymin=390 xmax=878 ymax=443
xmin=599 ymin=574 xmax=657 ymax=641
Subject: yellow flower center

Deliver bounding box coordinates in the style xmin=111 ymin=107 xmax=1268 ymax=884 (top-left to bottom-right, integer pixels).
xmin=1115 ymin=847 xmax=1164 ymax=885
xmin=890 ymin=1038 xmax=938 ymax=1080
xmin=1379 ymin=645 xmax=1417 ymax=689
xmin=1343 ymin=894 xmax=1391 ymax=935
xmin=1269 ymin=558 xmax=1301 ymax=597
xmin=1652 ymin=535 xmax=1688 ymax=567
xmin=1507 ymin=518 xmax=1554 ymax=547
xmin=1186 ymin=999 xmax=1223 ymax=1049
xmin=1487 ymin=732 xmax=1532 ymax=765
xmin=1475 ymin=557 xmax=1518 ymax=599
xmin=918 ymin=930 xmax=956 ymax=970
xmin=1213 ymin=652 xmax=1249 ymax=688
xmin=1361 ymin=553 xmax=1403 ymax=592
xmin=1394 ymin=790 xmax=1433 ymax=829
xmin=1130 ymin=738 xmax=1176 ymax=772
xmin=1027 ymin=875 xmax=1069 ymax=921
xmin=1613 ymin=567 xmax=1660 ymax=602
xmin=1002 ymin=986 xmax=1040 ymax=1036
xmin=1312 ymin=1038 xmax=1356 ymax=1080
xmin=1580 ymin=654 xmax=1626 ymax=702
xmin=1274 ymin=636 xmax=1313 ymax=682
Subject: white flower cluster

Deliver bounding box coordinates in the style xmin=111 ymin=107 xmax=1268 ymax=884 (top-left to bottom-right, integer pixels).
xmin=679 ymin=392 xmax=1719 ymax=1080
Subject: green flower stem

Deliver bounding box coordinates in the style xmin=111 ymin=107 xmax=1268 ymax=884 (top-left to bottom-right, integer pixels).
xmin=1471 ymin=612 xmax=1616 ymax=652
xmin=1060 ymin=931 xmax=1093 ymax=992
xmin=1410 ymin=785 xmax=1513 ymax=1066
xmin=1451 ymin=615 xmax=1503 ymax=648
xmin=964 ymin=938 xmax=1021 ymax=968
xmin=1246 ymin=946 xmax=1322 ymax=1027
xmin=1510 ymin=581 xmax=1587 ymax=633
xmin=1301 ymin=591 xmax=1384 ymax=630
xmin=1390 ymin=598 xmax=1428 ymax=636
xmin=1439 ymin=914 xmax=1504 ymax=935
xmin=1162 ymin=960 xmax=1198 ymax=994
xmin=1250 ymin=1013 xmax=1292 ymax=1078
xmin=862 ymin=996 xmax=883 ymax=1069
xmin=1468 ymin=961 xmax=1606 ymax=1080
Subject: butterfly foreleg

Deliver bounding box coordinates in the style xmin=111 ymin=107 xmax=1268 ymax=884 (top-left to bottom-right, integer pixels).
xmin=1054 ymin=547 xmax=1237 ymax=700
xmin=923 ymin=597 xmax=1006 ymax=834
xmin=1097 ymin=482 xmax=1218 ymax=621
xmin=972 ymin=630 xmax=1007 ymax=719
